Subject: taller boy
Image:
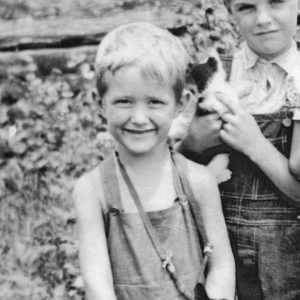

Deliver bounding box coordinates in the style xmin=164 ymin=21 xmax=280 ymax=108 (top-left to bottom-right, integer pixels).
xmin=182 ymin=0 xmax=300 ymax=299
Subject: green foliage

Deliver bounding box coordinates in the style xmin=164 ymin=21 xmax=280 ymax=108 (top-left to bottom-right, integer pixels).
xmin=0 ymin=1 xmax=237 ymax=299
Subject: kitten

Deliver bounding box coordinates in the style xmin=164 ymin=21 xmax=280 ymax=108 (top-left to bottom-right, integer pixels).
xmin=169 ymin=49 xmax=251 ymax=183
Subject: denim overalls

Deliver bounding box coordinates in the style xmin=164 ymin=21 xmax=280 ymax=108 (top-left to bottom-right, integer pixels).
xmin=100 ymin=152 xmax=207 ymax=300
xmin=219 ymin=57 xmax=300 ymax=300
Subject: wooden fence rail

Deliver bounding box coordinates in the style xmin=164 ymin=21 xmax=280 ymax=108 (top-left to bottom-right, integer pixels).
xmin=0 ymin=0 xmax=299 ymax=80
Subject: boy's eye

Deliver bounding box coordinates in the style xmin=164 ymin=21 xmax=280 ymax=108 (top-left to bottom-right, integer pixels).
xmin=148 ymin=98 xmax=165 ymax=106
xmin=114 ymin=98 xmax=132 ymax=106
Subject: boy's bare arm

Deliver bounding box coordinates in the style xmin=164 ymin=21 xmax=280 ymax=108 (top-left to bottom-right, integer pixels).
xmin=248 ymin=136 xmax=300 ymax=204
xmin=289 ymin=121 xmax=300 ymax=181
xmin=73 ymin=170 xmax=117 ymax=300
xmin=187 ymin=161 xmax=236 ymax=300
xmin=218 ymin=94 xmax=300 ymax=205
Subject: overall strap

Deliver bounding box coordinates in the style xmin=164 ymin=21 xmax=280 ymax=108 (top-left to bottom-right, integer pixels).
xmin=220 ymin=55 xmax=233 ymax=80
xmin=99 ymin=153 xmax=124 ymax=211
xmin=171 ymin=151 xmax=210 ymax=248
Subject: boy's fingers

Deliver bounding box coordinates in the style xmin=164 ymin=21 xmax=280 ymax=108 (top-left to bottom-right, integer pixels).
xmin=205 ymin=114 xmax=223 ymax=130
xmin=206 ymin=112 xmax=221 ymax=120
xmin=219 ymin=130 xmax=228 ymax=143
xmin=193 ymin=112 xmax=220 ymax=123
xmin=216 ymin=92 xmax=242 ymax=115
xmin=219 ymin=128 xmax=232 ymax=145
xmin=236 ymin=81 xmax=253 ymax=98
xmin=220 ymin=112 xmax=235 ymax=123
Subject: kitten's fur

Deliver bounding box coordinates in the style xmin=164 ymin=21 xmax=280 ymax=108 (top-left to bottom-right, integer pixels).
xmin=169 ymin=49 xmax=251 ymax=183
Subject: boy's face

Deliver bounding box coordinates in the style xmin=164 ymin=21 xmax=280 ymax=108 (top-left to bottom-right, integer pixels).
xmin=101 ymin=66 xmax=181 ymax=157
xmin=230 ymin=0 xmax=298 ymax=60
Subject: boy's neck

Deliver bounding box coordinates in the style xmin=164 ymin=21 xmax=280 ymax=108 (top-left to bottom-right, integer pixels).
xmin=116 ymin=142 xmax=171 ymax=173
xmin=116 ymin=142 xmax=177 ymax=211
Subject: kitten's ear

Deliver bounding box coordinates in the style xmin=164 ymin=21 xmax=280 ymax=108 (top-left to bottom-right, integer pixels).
xmin=207 ymin=57 xmax=218 ymax=71
xmin=207 ymin=48 xmax=222 ymax=68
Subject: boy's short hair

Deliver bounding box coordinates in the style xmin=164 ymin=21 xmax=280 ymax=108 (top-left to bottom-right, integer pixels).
xmin=95 ymin=22 xmax=189 ymax=103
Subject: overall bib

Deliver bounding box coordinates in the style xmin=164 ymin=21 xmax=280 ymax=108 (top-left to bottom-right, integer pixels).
xmin=220 ymin=110 xmax=300 ymax=300
xmin=100 ymin=152 xmax=207 ymax=300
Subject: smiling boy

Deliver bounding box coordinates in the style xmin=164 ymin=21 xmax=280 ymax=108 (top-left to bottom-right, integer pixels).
xmin=74 ymin=22 xmax=235 ymax=300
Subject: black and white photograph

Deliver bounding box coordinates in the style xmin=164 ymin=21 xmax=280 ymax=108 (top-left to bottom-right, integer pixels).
xmin=0 ymin=1 xmax=299 ymax=299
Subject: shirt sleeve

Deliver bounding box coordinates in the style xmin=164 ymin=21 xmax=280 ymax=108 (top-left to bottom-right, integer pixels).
xmin=293 ymin=107 xmax=300 ymax=120
xmin=286 ymin=75 xmax=300 ymax=120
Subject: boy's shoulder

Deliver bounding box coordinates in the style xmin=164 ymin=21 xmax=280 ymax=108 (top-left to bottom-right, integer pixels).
xmin=73 ymin=163 xmax=104 ymax=210
xmin=73 ymin=154 xmax=118 ymax=212
xmin=74 ymin=164 xmax=101 ymax=192
xmin=74 ymin=153 xmax=115 ymax=193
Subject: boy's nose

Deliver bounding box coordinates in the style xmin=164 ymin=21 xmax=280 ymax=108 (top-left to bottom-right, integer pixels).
xmin=256 ymin=6 xmax=272 ymax=26
xmin=130 ymin=105 xmax=148 ymax=124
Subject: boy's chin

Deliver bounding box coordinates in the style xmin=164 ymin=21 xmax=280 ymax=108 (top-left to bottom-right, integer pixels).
xmin=118 ymin=141 xmax=168 ymax=157
xmin=250 ymin=40 xmax=294 ymax=60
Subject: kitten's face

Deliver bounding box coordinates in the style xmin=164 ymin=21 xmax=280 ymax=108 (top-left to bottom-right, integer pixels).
xmin=190 ymin=56 xmax=219 ymax=93
xmin=190 ymin=53 xmax=234 ymax=116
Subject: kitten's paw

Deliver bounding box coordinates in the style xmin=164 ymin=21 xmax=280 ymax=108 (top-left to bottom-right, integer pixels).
xmin=216 ymin=168 xmax=232 ymax=184
xmin=207 ymin=153 xmax=231 ymax=184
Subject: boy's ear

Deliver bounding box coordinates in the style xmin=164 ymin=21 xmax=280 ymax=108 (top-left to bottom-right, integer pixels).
xmin=175 ymin=88 xmax=197 ymax=116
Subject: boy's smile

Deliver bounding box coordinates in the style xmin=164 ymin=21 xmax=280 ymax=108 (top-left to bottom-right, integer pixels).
xmin=102 ymin=66 xmax=181 ymax=157
xmin=122 ymin=128 xmax=156 ymax=135
xmin=230 ymin=0 xmax=298 ymax=60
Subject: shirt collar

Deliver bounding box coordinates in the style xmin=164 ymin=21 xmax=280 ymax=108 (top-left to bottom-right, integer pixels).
xmin=242 ymin=42 xmax=259 ymax=70
xmin=241 ymin=40 xmax=299 ymax=75
xmin=271 ymin=40 xmax=299 ymax=75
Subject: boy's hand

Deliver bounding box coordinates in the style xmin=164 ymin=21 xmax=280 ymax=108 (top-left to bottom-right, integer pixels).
xmin=216 ymin=92 xmax=265 ymax=158
xmin=179 ymin=113 xmax=223 ymax=155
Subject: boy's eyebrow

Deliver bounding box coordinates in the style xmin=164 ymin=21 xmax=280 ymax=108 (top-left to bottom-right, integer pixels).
xmin=232 ymin=0 xmax=254 ymax=7
xmin=232 ymin=0 xmax=254 ymax=3
xmin=114 ymin=95 xmax=133 ymax=99
xmin=232 ymin=1 xmax=255 ymax=11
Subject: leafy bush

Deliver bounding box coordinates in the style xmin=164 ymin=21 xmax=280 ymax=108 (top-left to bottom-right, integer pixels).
xmin=0 ymin=1 xmax=237 ymax=299
xmin=0 ymin=62 xmax=114 ymax=299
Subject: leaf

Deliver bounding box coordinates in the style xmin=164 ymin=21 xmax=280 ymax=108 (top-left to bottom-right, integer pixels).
xmin=0 ymin=105 xmax=9 ymax=124
xmin=4 ymin=178 xmax=19 ymax=192
xmin=34 ymin=244 xmax=57 ymax=255
xmin=61 ymin=243 xmax=78 ymax=257
xmin=61 ymin=91 xmax=74 ymax=99
xmin=53 ymin=284 xmax=65 ymax=299
xmin=51 ymin=206 xmax=72 ymax=222
xmin=36 ymin=158 xmax=48 ymax=169
xmin=72 ymin=276 xmax=84 ymax=289
xmin=10 ymin=140 xmax=27 ymax=155
xmin=63 ymin=262 xmax=78 ymax=275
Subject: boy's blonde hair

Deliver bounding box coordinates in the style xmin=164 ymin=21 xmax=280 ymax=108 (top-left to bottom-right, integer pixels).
xmin=95 ymin=22 xmax=189 ymax=103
